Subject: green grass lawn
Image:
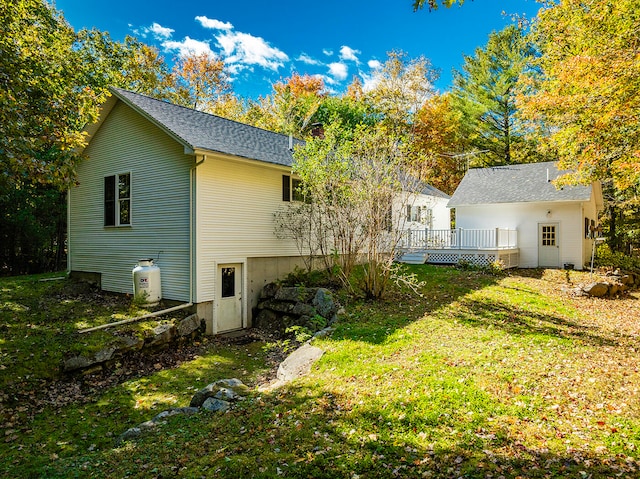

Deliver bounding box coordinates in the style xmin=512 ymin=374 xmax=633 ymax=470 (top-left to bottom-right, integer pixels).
xmin=1 ymin=266 xmax=639 ymax=478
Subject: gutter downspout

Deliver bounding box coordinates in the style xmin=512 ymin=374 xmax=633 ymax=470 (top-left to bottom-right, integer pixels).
xmin=190 ymin=155 xmax=206 ymax=306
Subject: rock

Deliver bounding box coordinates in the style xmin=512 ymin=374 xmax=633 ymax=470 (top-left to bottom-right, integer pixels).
xmin=176 ymin=314 xmax=201 ymax=337
xmin=115 ymin=335 xmax=144 ymax=351
xmin=146 ymin=323 xmax=176 ymax=348
xmin=254 ymin=308 xmax=278 ymax=328
xmin=312 ymin=288 xmax=337 ymax=319
xmin=292 ymin=302 xmax=317 ymax=317
xmin=261 ymin=282 xmax=281 ymax=299
xmin=214 ymin=387 xmax=242 ymax=402
xmin=259 ymin=299 xmax=296 ymax=314
xmin=275 ymin=286 xmax=316 ymax=303
xmin=118 ymin=426 xmax=143 ymax=443
xmin=202 ymin=398 xmax=231 ymax=412
xmin=256 ymin=283 xmax=340 ymax=337
xmin=151 ymin=407 xmax=199 ymax=422
xmin=276 ymin=343 xmax=324 ymax=383
xmin=189 ymin=378 xmax=249 ymax=407
xmin=583 ymin=282 xmax=610 ymax=297
xmin=63 ymin=355 xmax=93 ymax=372
xmin=94 ymin=347 xmax=116 ymax=363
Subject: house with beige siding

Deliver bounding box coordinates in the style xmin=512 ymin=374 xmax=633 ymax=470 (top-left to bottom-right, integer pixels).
xmin=69 ymin=88 xmax=450 ymax=334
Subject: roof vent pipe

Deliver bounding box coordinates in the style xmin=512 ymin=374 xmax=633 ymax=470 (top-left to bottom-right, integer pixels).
xmin=547 ymin=168 xmax=550 ymax=183
xmin=288 ymin=134 xmax=293 ymax=151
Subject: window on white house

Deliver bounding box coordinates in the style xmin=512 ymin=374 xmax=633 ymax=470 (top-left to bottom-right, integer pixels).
xmin=104 ymin=173 xmax=131 ymax=226
xmin=406 ymin=205 xmax=433 ymax=226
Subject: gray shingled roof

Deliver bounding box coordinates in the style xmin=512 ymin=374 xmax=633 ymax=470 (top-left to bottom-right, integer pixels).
xmin=111 ymin=87 xmax=300 ymax=167
xmin=447 ymin=161 xmax=593 ymax=207
xmin=420 ymin=183 xmax=450 ymax=200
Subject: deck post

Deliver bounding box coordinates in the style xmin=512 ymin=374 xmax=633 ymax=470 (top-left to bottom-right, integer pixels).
xmin=458 ymin=228 xmax=462 ymax=249
xmin=495 ymin=227 xmax=500 ymax=248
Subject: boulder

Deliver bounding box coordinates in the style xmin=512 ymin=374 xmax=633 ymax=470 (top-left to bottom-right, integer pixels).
xmin=202 ymin=398 xmax=230 ymax=413
xmin=145 ymin=323 xmax=176 ymax=348
xmin=312 ymin=288 xmax=337 ymax=319
xmin=176 ymin=314 xmax=201 ymax=337
xmin=276 ymin=343 xmax=324 ymax=383
xmin=583 ymin=282 xmax=610 ymax=298
xmin=190 ymin=378 xmax=249 ymax=407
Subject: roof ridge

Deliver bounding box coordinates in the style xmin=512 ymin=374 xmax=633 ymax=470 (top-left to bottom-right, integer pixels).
xmin=110 ymin=87 xmax=302 ymax=143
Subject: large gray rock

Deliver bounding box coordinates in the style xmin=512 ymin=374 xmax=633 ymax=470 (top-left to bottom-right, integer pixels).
xmin=312 ymin=288 xmax=337 ymax=319
xmin=275 ymin=286 xmax=316 ymax=303
xmin=583 ymin=282 xmax=610 ymax=297
xmin=277 ymin=343 xmax=324 ymax=383
xmin=176 ymin=314 xmax=201 ymax=337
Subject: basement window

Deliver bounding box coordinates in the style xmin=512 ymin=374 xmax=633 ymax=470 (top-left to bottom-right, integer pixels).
xmin=104 ymin=173 xmax=131 ymax=226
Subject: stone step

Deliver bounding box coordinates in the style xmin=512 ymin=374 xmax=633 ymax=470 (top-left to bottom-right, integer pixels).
xmin=398 ymin=252 xmax=428 ymax=264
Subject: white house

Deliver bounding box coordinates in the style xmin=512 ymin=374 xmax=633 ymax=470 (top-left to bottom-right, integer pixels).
xmin=400 ymin=183 xmax=451 ymax=232
xmin=68 ymin=88 xmax=452 ymax=334
xmin=446 ymin=161 xmax=604 ymax=269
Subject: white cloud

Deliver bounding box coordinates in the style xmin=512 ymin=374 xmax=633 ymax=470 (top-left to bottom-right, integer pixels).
xmin=339 ymin=45 xmax=360 ymax=63
xmin=148 ymin=22 xmax=174 ymax=39
xmin=215 ymin=31 xmax=288 ymax=71
xmin=297 ymin=53 xmax=322 ymax=66
xmin=162 ymin=36 xmax=214 ymax=57
xmin=328 ymin=62 xmax=348 ymax=81
xmin=322 ymin=48 xmax=334 ymax=57
xmin=359 ymin=71 xmax=379 ymax=92
xmin=368 ymin=59 xmax=382 ymax=70
xmin=195 ymin=16 xmax=233 ymax=31
xmin=133 ymin=22 xmax=174 ymax=39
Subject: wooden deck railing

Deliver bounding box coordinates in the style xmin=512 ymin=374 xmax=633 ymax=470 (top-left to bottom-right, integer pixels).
xmin=399 ymin=228 xmax=518 ymax=250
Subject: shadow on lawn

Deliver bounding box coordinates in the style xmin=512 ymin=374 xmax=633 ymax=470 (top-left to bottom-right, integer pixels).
xmin=454 ymin=296 xmax=624 ymax=348
xmin=331 ymin=265 xmax=503 ymax=345
xmin=87 ymin=384 xmax=638 ymax=479
xmin=239 ymin=386 xmax=639 ymax=478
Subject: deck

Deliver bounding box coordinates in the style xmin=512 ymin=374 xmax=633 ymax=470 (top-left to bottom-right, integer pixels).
xmin=398 ymin=228 xmax=519 ymax=268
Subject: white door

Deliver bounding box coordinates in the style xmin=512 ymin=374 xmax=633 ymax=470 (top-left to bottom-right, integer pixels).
xmin=538 ymin=223 xmax=560 ymax=268
xmin=217 ymin=263 xmax=243 ymax=332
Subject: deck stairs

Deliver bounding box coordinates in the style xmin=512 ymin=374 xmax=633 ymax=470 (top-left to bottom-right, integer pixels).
xmin=397 ymin=251 xmax=429 ymax=264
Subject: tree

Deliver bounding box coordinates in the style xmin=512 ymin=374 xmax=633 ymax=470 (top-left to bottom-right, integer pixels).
xmin=412 ymin=93 xmax=468 ymax=195
xmin=365 ymin=51 xmax=438 ymax=134
xmin=452 ymin=25 xmax=541 ymax=167
xmin=412 ymin=0 xmax=463 ymax=11
xmin=0 ymin=0 xmax=99 ymax=189
xmin=248 ymin=73 xmax=326 ymax=136
xmin=75 ymin=29 xmax=175 ymax=100
xmin=171 ymin=52 xmax=232 ymax=112
xmin=279 ymin=121 xmax=424 ymax=299
xmin=518 ymin=0 xmax=640 ymax=252
xmin=518 ymin=0 xmax=640 ymax=190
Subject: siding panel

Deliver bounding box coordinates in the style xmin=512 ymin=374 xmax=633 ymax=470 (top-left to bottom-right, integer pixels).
xmin=69 ymin=102 xmax=192 ymax=301
xmin=195 ymin=156 xmax=301 ymax=301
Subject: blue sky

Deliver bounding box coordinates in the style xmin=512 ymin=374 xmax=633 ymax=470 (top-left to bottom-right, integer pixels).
xmin=54 ymin=0 xmax=542 ymax=100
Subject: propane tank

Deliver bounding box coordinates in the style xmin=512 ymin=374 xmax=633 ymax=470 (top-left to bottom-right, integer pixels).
xmin=132 ymin=259 xmax=162 ymax=305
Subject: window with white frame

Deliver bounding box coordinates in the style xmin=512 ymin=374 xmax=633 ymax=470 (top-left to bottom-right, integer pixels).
xmin=104 ymin=173 xmax=131 ymax=226
xmin=406 ymin=205 xmax=433 ymax=227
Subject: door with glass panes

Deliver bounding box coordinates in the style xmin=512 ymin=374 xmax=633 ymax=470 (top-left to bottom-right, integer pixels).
xmin=538 ymin=223 xmax=560 ymax=268
xmin=217 ymin=264 xmax=243 ymax=332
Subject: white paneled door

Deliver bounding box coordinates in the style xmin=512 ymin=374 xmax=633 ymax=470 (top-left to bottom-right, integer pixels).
xmin=217 ymin=263 xmax=243 ymax=332
xmin=538 ymin=223 xmax=560 ymax=268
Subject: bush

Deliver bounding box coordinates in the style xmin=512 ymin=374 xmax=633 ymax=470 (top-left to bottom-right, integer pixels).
xmin=594 ymin=244 xmax=640 ymax=271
